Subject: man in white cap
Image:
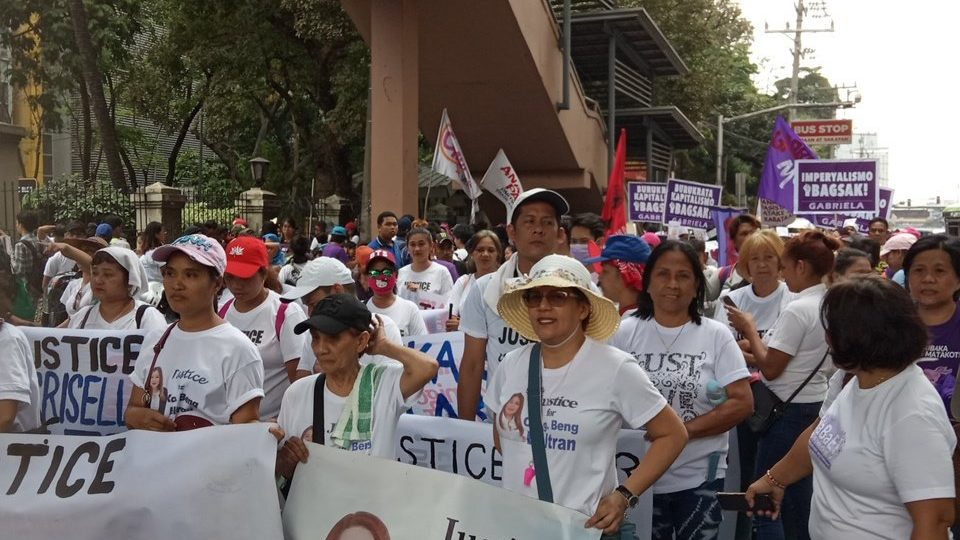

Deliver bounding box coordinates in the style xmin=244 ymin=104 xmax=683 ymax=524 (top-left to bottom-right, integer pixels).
xmin=281 ymin=257 xmax=403 ymax=378
xmin=458 ymin=188 xmax=569 ymax=421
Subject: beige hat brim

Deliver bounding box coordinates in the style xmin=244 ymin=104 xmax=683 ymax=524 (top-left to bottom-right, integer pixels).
xmin=497 ymin=275 xmax=620 ymax=343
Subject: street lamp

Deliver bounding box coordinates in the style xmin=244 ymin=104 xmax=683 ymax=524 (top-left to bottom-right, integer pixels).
xmin=249 ymin=157 xmax=270 ymax=188
xmin=715 ymin=100 xmax=856 ymax=185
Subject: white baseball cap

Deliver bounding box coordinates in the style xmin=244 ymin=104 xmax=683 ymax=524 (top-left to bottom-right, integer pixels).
xmin=507 ymin=188 xmax=569 ymax=224
xmin=281 ymin=257 xmax=354 ymax=300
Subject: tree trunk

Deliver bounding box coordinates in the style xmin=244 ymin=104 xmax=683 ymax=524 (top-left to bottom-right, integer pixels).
xmin=165 ymin=97 xmax=205 ymax=185
xmin=76 ymin=71 xmax=92 ymax=183
xmin=68 ymin=0 xmax=128 ymax=193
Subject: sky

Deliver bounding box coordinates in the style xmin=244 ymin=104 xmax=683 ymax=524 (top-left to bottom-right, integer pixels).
xmin=736 ymin=0 xmax=960 ymax=206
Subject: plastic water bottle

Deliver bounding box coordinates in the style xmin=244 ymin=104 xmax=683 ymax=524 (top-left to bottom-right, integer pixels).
xmin=706 ymin=380 xmax=727 ymax=406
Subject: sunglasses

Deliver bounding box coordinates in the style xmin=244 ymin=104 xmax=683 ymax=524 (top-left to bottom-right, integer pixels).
xmin=521 ymin=289 xmax=582 ymax=308
xmin=367 ymin=268 xmax=395 ymax=278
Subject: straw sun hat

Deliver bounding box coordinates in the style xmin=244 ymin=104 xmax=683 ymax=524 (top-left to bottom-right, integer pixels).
xmin=497 ymin=254 xmax=620 ymax=343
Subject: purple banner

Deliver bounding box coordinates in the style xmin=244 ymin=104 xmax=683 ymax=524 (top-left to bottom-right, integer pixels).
xmin=758 ymin=116 xmax=818 ymax=225
xmin=712 ymin=207 xmax=742 ymax=268
xmin=794 ymin=159 xmax=878 ymax=215
xmin=663 ymin=179 xmax=723 ymax=230
xmin=627 ymin=182 xmax=667 ymax=222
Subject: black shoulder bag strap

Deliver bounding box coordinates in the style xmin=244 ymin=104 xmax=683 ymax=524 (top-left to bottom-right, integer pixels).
xmin=783 ymin=350 xmax=829 ymax=407
xmin=312 ymin=373 xmax=327 ymax=445
xmin=135 ymin=304 xmax=150 ymax=329
xmin=79 ymin=306 xmax=94 ymax=329
xmin=527 ymin=343 xmax=553 ymax=503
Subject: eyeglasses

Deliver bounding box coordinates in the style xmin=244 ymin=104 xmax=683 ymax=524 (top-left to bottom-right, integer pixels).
xmin=521 ymin=289 xmax=580 ymax=308
xmin=367 ymin=268 xmax=395 ymax=278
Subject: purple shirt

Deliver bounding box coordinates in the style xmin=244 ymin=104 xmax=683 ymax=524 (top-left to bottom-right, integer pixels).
xmin=917 ymin=303 xmax=960 ymax=418
xmin=434 ymin=258 xmax=459 ymax=283
xmin=321 ymin=241 xmax=350 ymax=264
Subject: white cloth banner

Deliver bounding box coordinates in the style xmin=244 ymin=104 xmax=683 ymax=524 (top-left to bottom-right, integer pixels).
xmin=22 ymin=327 xmax=145 ymax=436
xmin=284 ymin=439 xmax=601 ymax=540
xmin=481 ymin=148 xmax=525 ymax=211
xmin=432 ymin=108 xmax=482 ymax=201
xmin=395 ymin=414 xmax=654 ymax=538
xmin=0 ymin=424 xmax=283 ymax=540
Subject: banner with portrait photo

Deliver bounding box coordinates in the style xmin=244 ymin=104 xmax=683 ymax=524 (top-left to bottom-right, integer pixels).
xmin=0 ymin=424 xmax=283 ymax=540
xmin=283 ymin=440 xmax=601 ymax=540
xmin=22 ymin=327 xmax=145 ymax=436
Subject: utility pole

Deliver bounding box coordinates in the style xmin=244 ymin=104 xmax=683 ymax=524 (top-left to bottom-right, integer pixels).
xmin=766 ymin=1 xmax=834 ymax=121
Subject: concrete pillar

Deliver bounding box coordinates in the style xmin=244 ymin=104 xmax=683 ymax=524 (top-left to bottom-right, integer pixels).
xmin=239 ymin=187 xmax=280 ymax=233
xmin=130 ymin=182 xmax=187 ymax=235
xmin=369 ymin=0 xmax=419 ymax=222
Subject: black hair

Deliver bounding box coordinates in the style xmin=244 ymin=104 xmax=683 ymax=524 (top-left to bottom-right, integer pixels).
xmin=833 ymin=248 xmax=871 ymax=275
xmin=492 ymin=224 xmax=510 ymax=250
xmin=727 ymin=214 xmax=760 ymax=239
xmin=635 ymin=240 xmax=705 ymax=325
xmin=903 ymin=234 xmax=960 ymax=301
xmin=821 ymin=277 xmax=928 ymax=372
xmin=376 ymin=211 xmax=397 ymax=227
xmin=570 ymin=213 xmax=605 ymax=241
xmin=102 ymin=214 xmax=123 ymax=230
xmin=289 ymin=235 xmax=310 ymax=264
xmin=182 ymin=225 xmax=204 ymax=236
xmin=868 ymin=217 xmax=889 ymax=230
xmin=143 ymin=221 xmax=165 ymax=252
xmin=559 ymin=215 xmax=572 ymax=237
xmin=847 ymin=236 xmax=880 ymax=268
xmin=281 ymin=216 xmax=298 ymax=230
xmin=684 ymin=237 xmax=706 ymax=254
xmin=452 ymin=224 xmax=474 ymax=244
xmin=406 ymin=227 xmax=433 ymax=244
xmin=16 ymin=209 xmax=39 ymax=232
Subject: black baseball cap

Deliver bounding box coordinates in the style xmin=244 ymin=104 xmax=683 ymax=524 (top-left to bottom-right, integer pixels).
xmin=294 ymin=293 xmax=372 ymax=336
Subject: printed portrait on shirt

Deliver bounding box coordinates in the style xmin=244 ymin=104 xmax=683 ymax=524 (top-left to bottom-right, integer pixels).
xmin=498 ymin=392 xmax=526 ymax=442
xmin=144 ymin=366 xmax=168 ymax=414
xmin=326 ymin=511 xmax=391 ymax=540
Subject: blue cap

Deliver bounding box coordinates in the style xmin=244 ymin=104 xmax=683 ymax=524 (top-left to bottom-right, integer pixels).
xmin=95 ymin=223 xmax=113 ymax=238
xmin=262 ymin=233 xmax=281 ymax=242
xmin=331 ymin=225 xmax=348 ymax=236
xmin=582 ymin=235 xmax=651 ymax=265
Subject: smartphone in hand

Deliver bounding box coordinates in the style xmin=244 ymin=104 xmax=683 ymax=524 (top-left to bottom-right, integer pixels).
xmin=717 ymin=492 xmax=775 ymax=513
xmin=721 ymin=295 xmax=738 ymax=309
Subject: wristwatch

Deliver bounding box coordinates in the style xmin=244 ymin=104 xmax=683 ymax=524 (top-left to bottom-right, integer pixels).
xmin=615 ymin=485 xmax=639 ymax=508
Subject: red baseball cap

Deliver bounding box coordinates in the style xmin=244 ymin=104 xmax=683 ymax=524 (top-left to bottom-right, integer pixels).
xmin=367 ymin=248 xmax=396 ymax=268
xmin=224 ymin=236 xmax=269 ymax=278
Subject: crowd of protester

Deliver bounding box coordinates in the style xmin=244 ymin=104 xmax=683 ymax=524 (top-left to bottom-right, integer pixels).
xmin=0 ymin=195 xmax=958 ymax=540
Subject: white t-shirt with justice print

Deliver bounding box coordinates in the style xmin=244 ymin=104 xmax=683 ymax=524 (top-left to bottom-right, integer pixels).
xmin=610 ymin=315 xmax=750 ymax=494
xmin=277 ymin=363 xmax=418 ymax=459
xmin=397 ymin=262 xmax=453 ymax=307
xmin=131 ymin=323 xmax=265 ymax=426
xmin=220 ymin=291 xmax=308 ymax=420
xmin=485 ymin=338 xmax=667 ymax=516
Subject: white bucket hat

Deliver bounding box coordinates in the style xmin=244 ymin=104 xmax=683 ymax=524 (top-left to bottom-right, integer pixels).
xmin=497 ymin=254 xmax=620 ymax=342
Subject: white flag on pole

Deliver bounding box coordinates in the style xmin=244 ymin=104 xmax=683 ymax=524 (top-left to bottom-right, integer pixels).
xmin=432 ymin=109 xmax=482 ymax=206
xmin=480 ymin=148 xmax=524 ymax=212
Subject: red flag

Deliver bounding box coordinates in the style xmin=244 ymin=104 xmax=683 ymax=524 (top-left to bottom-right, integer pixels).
xmin=602 ymin=129 xmax=628 ymax=238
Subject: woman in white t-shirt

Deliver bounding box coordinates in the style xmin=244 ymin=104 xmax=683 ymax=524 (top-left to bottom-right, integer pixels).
xmin=714 ymin=231 xmax=791 ymax=339
xmin=610 ymin=241 xmax=753 ymax=540
xmin=66 ymin=246 xmax=166 ymax=332
xmin=139 ymin=221 xmax=168 ymax=284
xmin=0 ymin=312 xmax=41 ymax=432
xmin=726 ymin=230 xmax=840 ymax=540
xmin=365 ymin=249 xmax=427 ymax=337
xmin=747 ymin=277 xmax=955 ymax=539
xmin=489 ymin=255 xmax=687 ymax=540
xmin=220 ymin=236 xmax=308 ymax=420
xmin=276 ymin=293 xmax=438 ymax=484
xmin=125 ymin=234 xmax=265 ymax=431
xmin=397 ymin=228 xmax=453 ymax=309
xmin=447 ymin=230 xmax=503 ymax=331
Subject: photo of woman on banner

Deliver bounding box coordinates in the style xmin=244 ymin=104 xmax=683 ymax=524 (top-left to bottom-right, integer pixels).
xmin=145 ymin=366 xmax=168 ymax=414
xmin=497 ymin=393 xmax=525 ymax=442
xmin=326 ymin=511 xmax=391 ymax=540
xmin=125 ymin=234 xmax=266 ymax=432
xmin=488 ymin=255 xmax=688 ymax=540
xmin=274 ymin=293 xmax=438 ymax=484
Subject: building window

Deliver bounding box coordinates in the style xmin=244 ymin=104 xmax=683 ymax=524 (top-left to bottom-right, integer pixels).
xmin=42 ymin=132 xmax=53 ymax=183
xmin=0 ymin=45 xmax=12 ymax=124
